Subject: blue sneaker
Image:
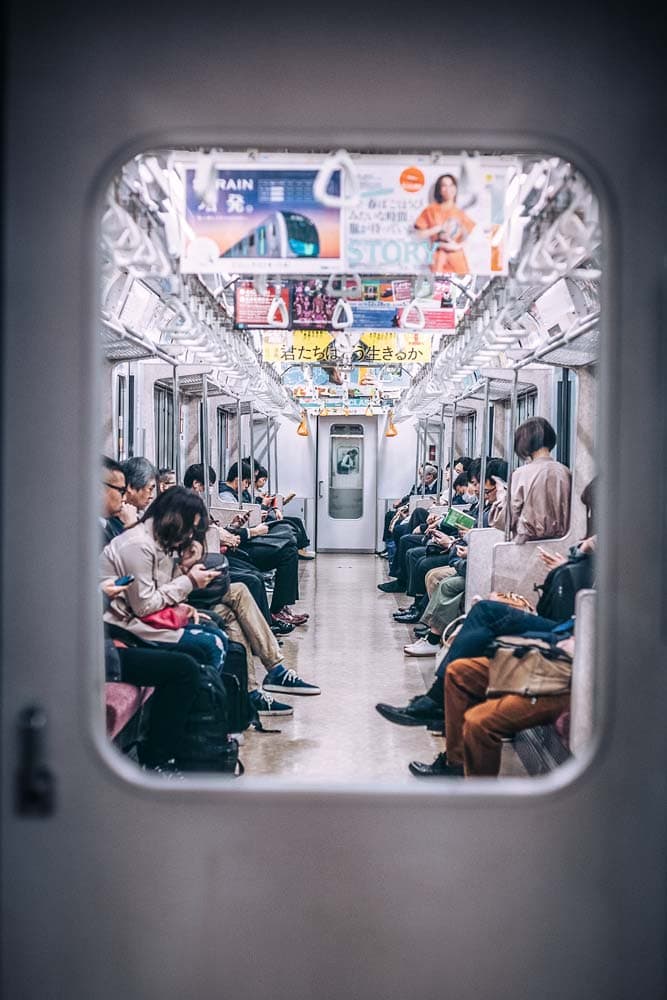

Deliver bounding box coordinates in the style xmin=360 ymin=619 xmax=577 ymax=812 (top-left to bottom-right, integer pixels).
xmin=249 ymin=689 xmax=293 ymax=716
xmin=263 ymin=666 xmax=321 ymax=696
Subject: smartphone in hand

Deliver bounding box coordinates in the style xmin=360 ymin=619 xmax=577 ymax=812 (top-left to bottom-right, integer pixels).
xmin=114 ymin=574 xmax=135 ymax=586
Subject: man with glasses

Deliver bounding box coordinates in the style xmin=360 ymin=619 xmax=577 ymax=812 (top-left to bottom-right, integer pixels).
xmin=120 ymin=456 xmax=157 ymax=527
xmin=101 ymin=456 xmax=128 ymax=545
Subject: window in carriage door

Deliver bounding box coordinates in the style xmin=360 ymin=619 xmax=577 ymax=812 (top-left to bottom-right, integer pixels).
xmin=153 ymin=385 xmax=174 ymax=469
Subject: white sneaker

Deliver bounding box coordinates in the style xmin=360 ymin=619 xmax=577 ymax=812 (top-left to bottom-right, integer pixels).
xmin=403 ymin=636 xmax=439 ymax=657
xmin=298 ymin=548 xmax=316 ymax=559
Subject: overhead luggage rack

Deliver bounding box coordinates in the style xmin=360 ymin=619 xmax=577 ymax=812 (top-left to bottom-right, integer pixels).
xmin=100 ymin=325 xmax=157 ymax=362
xmin=535 ymin=328 xmax=600 ymax=368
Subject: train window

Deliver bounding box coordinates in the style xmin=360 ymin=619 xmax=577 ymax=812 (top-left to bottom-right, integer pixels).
xmin=516 ymin=389 xmax=537 ymax=427
xmin=154 ymin=385 xmax=174 ymax=469
xmin=98 ymin=145 xmax=600 ymax=788
xmin=328 ymin=424 xmax=364 ymax=519
xmin=463 ymin=412 xmax=477 ymax=457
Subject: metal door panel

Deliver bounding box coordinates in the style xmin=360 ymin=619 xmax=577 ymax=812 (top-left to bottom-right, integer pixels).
xmin=3 ymin=6 xmax=667 ymax=1000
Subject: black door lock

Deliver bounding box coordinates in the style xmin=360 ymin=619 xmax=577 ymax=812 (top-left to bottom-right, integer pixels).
xmin=16 ymin=706 xmax=56 ymax=817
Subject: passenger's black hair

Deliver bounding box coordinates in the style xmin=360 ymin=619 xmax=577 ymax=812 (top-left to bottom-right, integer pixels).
xmin=102 ymin=455 xmax=124 ymax=476
xmin=485 ymin=458 xmax=509 ymax=484
xmin=581 ymin=477 xmax=596 ymax=535
xmin=452 ymin=472 xmax=469 ymax=490
xmin=183 ymin=463 xmax=216 ymax=488
xmin=454 ymin=456 xmax=472 ymax=472
xmin=226 ymin=461 xmax=253 ymax=483
xmin=514 ymin=417 xmax=557 ymax=460
xmin=254 ymin=464 xmax=268 ymax=481
xmin=467 ymin=458 xmax=482 ymax=482
xmin=145 ymin=485 xmax=208 ymax=555
xmin=121 ymin=456 xmax=157 ymax=490
xmin=433 ymin=173 xmax=458 ymax=204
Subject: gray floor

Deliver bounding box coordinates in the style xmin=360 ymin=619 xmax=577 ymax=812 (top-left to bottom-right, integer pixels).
xmin=240 ymin=553 xmax=526 ymax=784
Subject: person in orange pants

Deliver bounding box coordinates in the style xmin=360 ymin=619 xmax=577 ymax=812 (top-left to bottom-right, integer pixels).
xmin=408 ymin=657 xmax=571 ymax=778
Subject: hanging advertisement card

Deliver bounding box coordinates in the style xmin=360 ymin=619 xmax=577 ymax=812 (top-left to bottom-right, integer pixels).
xmin=180 ymin=163 xmax=344 ymax=274
xmin=262 ymin=329 xmax=335 ymax=364
xmin=235 ymin=280 xmax=291 ymax=328
xmin=346 ymin=158 xmax=516 ymax=276
xmin=355 ymin=331 xmax=432 ymax=363
xmin=291 ymin=279 xmax=337 ymax=328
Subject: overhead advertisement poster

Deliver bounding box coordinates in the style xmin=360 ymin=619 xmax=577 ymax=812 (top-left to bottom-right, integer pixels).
xmin=356 ymin=331 xmax=432 ymax=364
xmin=235 ymin=280 xmax=291 ymax=328
xmin=262 ymin=330 xmax=335 ymax=364
xmin=346 ymin=158 xmax=515 ymax=277
xmin=180 ymin=163 xmax=344 ymax=274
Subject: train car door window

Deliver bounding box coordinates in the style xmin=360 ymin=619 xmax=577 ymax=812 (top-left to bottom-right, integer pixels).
xmin=329 ymin=423 xmax=364 ymax=519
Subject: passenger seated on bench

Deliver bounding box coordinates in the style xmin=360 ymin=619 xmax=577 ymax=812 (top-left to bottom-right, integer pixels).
xmin=182 ymin=462 xmax=292 ymax=637
xmin=101 ymin=456 xmax=128 ymax=545
xmin=100 ymin=462 xmax=202 ymax=774
xmin=216 ymin=462 xmax=307 ymax=629
xmin=178 ymin=538 xmax=321 ymax=712
xmin=487 ymin=416 xmax=571 ymax=544
xmin=376 ymin=484 xmax=596 ymax=730
xmin=101 ymin=486 xmax=232 ymax=670
xmin=251 ymin=462 xmax=316 ymax=560
xmin=451 ymin=472 xmax=469 ymax=504
xmin=407 ymin=632 xmax=575 ymax=778
xmin=379 ymin=463 xmax=439 ymax=554
xmin=118 ymin=457 xmax=157 ymax=528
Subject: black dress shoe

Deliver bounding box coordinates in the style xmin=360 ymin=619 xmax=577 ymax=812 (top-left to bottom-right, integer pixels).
xmin=377 ymin=580 xmax=407 ymax=593
xmin=375 ymin=695 xmax=442 ymax=728
xmin=393 ymin=608 xmax=422 ymax=623
xmin=270 ymin=620 xmax=295 ymax=635
xmin=409 ymin=752 xmax=464 ymax=778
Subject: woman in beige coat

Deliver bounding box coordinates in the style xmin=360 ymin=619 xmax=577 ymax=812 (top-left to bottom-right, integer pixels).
xmin=488 ymin=417 xmax=571 ymax=544
xmin=101 ymin=486 xmax=227 ymax=665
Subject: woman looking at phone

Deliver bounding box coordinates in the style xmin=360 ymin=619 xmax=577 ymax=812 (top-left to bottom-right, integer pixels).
xmin=101 ymin=486 xmax=229 ymax=669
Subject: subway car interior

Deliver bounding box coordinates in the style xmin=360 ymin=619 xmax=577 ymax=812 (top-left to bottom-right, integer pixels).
xmin=99 ymin=147 xmax=599 ymax=782
xmin=4 ymin=7 xmax=666 ymax=1000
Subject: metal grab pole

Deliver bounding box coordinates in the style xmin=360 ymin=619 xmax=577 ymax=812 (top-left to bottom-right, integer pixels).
xmin=477 ymin=379 xmax=490 ymax=529
xmin=448 ymin=402 xmax=457 ymax=507
xmin=413 ymin=419 xmax=421 ymax=494
xmin=249 ymin=401 xmax=256 ymax=504
xmin=505 ymin=369 xmax=519 ymax=541
xmin=421 ymin=421 xmax=428 ymax=495
xmin=437 ymin=403 xmax=445 ymax=495
xmin=201 ymin=376 xmax=210 ymax=513
xmin=273 ymin=420 xmax=279 ymax=497
xmin=236 ymin=399 xmax=243 ymax=508
xmin=173 ymin=366 xmax=181 ymax=483
xmin=266 ymin=416 xmax=272 ymax=494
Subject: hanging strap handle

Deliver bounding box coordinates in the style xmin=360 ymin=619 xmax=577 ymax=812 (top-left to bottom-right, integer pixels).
xmin=313 ymin=149 xmax=360 ymax=208
xmin=400 ymin=299 xmax=426 ymax=330
xmin=326 ymin=273 xmax=363 ymax=299
xmin=331 ymin=298 xmax=354 ymax=329
xmin=267 ymin=295 xmax=289 ymax=328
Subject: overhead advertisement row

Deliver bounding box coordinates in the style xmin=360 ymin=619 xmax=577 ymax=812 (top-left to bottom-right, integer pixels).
xmin=179 ymin=155 xmax=516 ymax=277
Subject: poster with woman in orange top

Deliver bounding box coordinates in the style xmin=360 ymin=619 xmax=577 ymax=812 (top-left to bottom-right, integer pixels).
xmin=413 ymin=173 xmax=475 ymax=274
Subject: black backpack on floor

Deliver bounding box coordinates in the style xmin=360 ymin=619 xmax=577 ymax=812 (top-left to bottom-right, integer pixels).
xmin=176 ymin=662 xmax=244 ymax=775
xmin=535 ymin=552 xmax=594 ymax=622
xmin=221 ymin=639 xmax=254 ymax=734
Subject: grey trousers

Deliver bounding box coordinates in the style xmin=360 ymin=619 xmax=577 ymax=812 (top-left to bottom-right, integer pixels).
xmin=422 ymin=573 xmax=466 ymax=634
